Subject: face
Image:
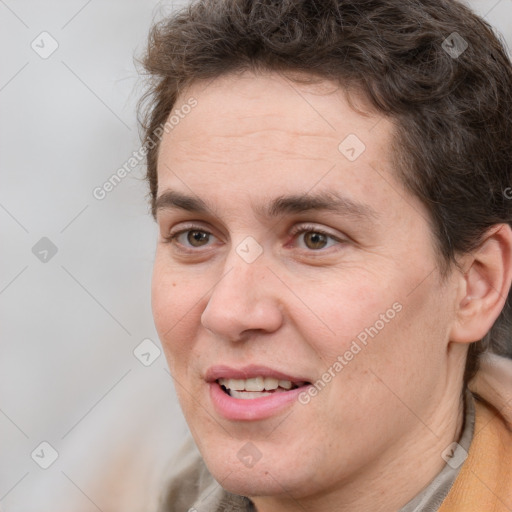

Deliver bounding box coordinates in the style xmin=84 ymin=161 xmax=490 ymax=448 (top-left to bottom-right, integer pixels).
xmin=151 ymin=72 xmax=461 ymax=501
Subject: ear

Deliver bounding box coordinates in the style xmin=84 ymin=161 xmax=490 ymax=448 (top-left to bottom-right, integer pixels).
xmin=450 ymin=224 xmax=512 ymax=344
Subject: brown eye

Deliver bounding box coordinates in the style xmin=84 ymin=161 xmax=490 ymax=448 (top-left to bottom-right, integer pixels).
xmin=290 ymin=225 xmax=344 ymax=252
xmin=187 ymin=230 xmax=210 ymax=247
xmin=303 ymin=232 xmax=328 ymax=250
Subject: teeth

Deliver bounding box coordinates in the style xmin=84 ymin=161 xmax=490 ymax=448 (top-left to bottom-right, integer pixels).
xmin=245 ymin=377 xmax=264 ymax=391
xmin=264 ymin=377 xmax=279 ymax=390
xmin=230 ymin=390 xmax=274 ymax=399
xmin=218 ymin=377 xmax=295 ymax=392
xmin=227 ymin=378 xmax=245 ymax=391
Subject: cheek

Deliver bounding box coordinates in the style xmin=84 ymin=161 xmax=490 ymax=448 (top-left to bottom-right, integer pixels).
xmin=151 ymin=252 xmax=203 ymax=323
xmin=298 ymin=262 xmax=445 ymax=378
xmin=293 ymin=268 xmax=396 ymax=360
xmin=151 ymin=256 xmax=203 ymax=365
xmin=332 ymin=275 xmax=449 ymax=394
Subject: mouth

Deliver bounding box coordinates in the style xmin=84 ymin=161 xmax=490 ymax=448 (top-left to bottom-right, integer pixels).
xmin=217 ymin=377 xmax=308 ymax=399
xmin=206 ymin=365 xmax=312 ymax=420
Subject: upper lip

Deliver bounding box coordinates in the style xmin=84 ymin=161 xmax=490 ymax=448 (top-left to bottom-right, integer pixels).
xmin=205 ymin=364 xmax=311 ymax=384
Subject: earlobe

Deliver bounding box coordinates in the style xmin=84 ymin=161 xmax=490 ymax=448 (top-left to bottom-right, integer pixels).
xmin=450 ymin=224 xmax=512 ymax=344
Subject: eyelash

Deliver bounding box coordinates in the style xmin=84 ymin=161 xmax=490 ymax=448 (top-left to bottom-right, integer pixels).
xmin=163 ymin=223 xmax=345 ymax=253
xmin=289 ymin=224 xmax=344 ymax=250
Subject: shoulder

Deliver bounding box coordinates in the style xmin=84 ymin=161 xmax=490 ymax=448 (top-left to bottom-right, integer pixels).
xmin=440 ymin=357 xmax=512 ymax=512
xmin=469 ymin=353 xmax=512 ymax=428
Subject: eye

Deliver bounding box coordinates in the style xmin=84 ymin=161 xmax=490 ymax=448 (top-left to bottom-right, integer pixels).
xmin=164 ymin=223 xmax=345 ymax=253
xmin=290 ymin=224 xmax=344 ymax=251
xmin=165 ymin=227 xmax=217 ymax=250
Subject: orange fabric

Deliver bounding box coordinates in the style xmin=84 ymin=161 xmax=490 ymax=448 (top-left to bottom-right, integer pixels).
xmin=438 ymin=398 xmax=512 ymax=512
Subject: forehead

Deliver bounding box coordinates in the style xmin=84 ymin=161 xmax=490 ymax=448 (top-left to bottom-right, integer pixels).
xmin=160 ymin=72 xmax=388 ymax=163
xmin=155 ymin=71 xmax=425 ymax=228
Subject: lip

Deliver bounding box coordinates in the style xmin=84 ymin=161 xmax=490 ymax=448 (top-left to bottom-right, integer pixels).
xmin=205 ymin=364 xmax=309 ymax=383
xmin=206 ymin=364 xmax=312 ymax=421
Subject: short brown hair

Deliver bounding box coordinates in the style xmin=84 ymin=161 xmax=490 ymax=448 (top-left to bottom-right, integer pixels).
xmin=138 ymin=0 xmax=512 ymax=384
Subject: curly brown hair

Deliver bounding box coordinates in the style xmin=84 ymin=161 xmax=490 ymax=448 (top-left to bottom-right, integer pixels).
xmin=138 ymin=0 xmax=512 ymax=385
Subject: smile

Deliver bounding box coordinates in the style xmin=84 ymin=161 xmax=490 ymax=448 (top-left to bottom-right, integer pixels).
xmin=217 ymin=377 xmax=304 ymax=398
xmin=206 ymin=365 xmax=312 ymax=420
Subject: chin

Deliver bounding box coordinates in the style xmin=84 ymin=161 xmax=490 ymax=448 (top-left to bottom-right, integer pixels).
xmin=199 ymin=444 xmax=317 ymax=499
xmin=219 ymin=471 xmax=279 ymax=497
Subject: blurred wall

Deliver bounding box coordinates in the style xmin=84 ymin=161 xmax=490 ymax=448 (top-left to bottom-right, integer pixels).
xmin=0 ymin=0 xmax=510 ymax=511
xmin=0 ymin=1 xmax=190 ymax=511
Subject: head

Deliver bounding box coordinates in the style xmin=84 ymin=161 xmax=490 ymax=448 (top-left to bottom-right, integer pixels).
xmin=140 ymin=0 xmax=512 ymax=506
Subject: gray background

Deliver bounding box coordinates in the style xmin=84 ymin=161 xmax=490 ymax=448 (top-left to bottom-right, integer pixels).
xmin=0 ymin=0 xmax=511 ymax=510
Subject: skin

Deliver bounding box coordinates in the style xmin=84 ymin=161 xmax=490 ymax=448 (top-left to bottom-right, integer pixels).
xmin=151 ymin=71 xmax=512 ymax=512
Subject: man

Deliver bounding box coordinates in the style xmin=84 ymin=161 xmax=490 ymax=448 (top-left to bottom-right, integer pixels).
xmin=139 ymin=0 xmax=512 ymax=510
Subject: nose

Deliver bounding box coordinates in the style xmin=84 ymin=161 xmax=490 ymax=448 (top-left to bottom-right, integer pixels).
xmin=200 ymin=251 xmax=284 ymax=342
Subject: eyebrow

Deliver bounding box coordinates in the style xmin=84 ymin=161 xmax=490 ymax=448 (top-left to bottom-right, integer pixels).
xmin=153 ymin=189 xmax=378 ymax=222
